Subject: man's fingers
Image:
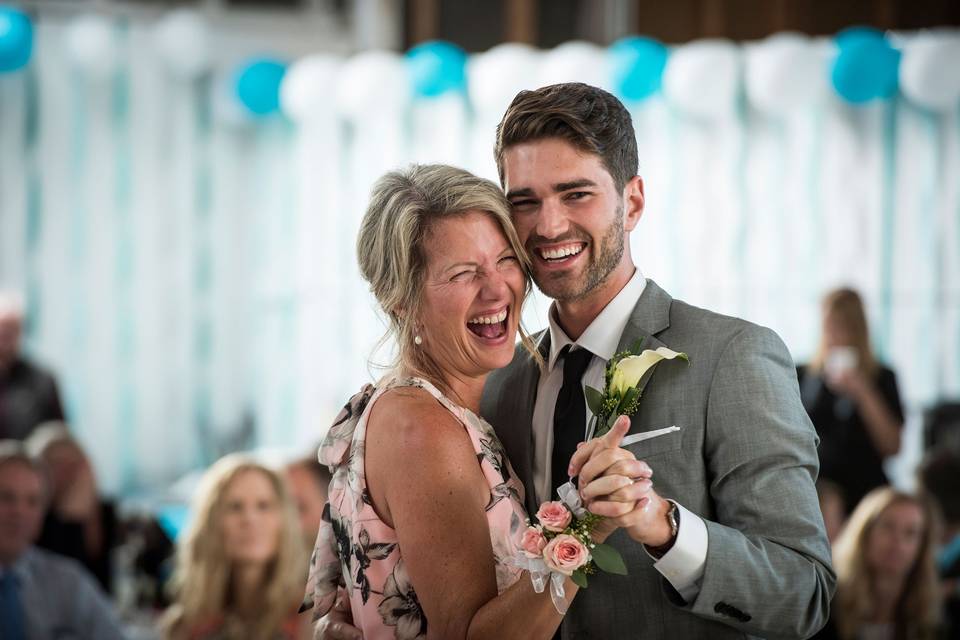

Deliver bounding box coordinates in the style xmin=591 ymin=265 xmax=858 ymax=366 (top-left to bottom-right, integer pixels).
xmin=600 ymin=415 xmax=632 ymax=448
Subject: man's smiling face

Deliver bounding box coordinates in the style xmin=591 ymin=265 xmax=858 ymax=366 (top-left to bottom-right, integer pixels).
xmin=502 ymin=138 xmax=633 ymax=302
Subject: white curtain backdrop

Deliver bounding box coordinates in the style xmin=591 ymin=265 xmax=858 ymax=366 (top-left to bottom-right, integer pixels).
xmin=1 ymin=20 xmax=958 ymax=494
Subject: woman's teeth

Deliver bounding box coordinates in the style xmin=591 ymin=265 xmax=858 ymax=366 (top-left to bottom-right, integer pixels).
xmin=467 ymin=308 xmax=508 ymax=339
xmin=468 ymin=309 xmax=508 ymax=325
xmin=540 ymin=244 xmax=584 ymax=260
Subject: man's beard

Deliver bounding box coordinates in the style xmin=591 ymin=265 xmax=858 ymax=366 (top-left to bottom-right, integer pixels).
xmin=532 ymin=204 xmax=625 ymax=302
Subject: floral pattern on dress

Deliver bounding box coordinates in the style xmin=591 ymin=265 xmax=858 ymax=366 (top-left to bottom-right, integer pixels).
xmin=305 ymin=376 xmax=527 ymax=639
xmin=377 ymin=560 xmax=428 ymax=639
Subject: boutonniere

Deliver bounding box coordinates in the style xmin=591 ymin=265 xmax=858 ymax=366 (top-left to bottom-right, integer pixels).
xmin=584 ymin=339 xmax=689 ymax=439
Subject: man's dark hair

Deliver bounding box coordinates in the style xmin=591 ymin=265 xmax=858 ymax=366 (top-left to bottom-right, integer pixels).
xmin=494 ymin=82 xmax=639 ymax=192
xmin=918 ymin=448 xmax=960 ymax=524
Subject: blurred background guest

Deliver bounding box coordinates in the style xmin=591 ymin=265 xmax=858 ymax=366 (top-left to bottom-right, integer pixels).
xmin=162 ymin=454 xmax=309 ymax=640
xmin=0 ymin=440 xmax=125 ymax=640
xmin=25 ymin=421 xmax=120 ymax=593
xmin=815 ymin=487 xmax=942 ymax=640
xmin=918 ymin=449 xmax=960 ymax=637
xmin=0 ymin=292 xmax=65 ymax=441
xmin=798 ymin=288 xmax=905 ymax=513
xmin=818 ymin=478 xmax=848 ymax=544
xmin=282 ymin=454 xmax=330 ymax=551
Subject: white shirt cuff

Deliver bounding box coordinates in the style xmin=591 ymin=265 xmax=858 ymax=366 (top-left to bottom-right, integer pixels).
xmin=646 ymin=501 xmax=708 ymax=603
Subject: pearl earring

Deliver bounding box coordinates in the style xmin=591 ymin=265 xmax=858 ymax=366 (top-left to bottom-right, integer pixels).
xmin=414 ymin=335 xmax=423 ymax=346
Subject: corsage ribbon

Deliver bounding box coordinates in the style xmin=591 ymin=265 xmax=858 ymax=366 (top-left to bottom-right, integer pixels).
xmin=511 ymin=554 xmax=570 ymax=614
xmin=557 ymin=481 xmax=588 ymax=519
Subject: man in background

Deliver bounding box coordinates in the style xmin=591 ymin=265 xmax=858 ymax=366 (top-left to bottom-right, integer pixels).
xmin=0 ymin=440 xmax=126 ymax=640
xmin=284 ymin=454 xmax=331 ymax=550
xmin=0 ymin=292 xmax=65 ymax=441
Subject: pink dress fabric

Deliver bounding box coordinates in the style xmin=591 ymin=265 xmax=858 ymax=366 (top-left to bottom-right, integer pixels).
xmin=306 ymin=376 xmax=528 ymax=640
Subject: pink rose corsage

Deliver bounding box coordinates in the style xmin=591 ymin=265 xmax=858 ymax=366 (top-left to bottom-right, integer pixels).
xmin=513 ymin=481 xmax=627 ymax=614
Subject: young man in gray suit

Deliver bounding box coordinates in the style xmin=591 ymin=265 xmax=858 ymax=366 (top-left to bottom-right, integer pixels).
xmin=479 ymin=82 xmax=835 ymax=639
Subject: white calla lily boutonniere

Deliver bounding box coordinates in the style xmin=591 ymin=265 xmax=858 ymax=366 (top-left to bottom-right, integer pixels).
xmin=584 ymin=340 xmax=689 ymax=439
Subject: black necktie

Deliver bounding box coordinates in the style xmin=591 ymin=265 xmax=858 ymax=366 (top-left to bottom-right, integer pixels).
xmin=551 ymin=345 xmax=594 ymax=497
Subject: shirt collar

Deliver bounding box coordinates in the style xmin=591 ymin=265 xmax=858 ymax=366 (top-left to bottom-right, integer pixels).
xmin=1 ymin=547 xmax=34 ymax=583
xmin=545 ymin=267 xmax=646 ymax=371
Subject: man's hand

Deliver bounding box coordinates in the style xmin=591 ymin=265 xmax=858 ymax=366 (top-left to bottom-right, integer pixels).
xmin=313 ymin=594 xmax=361 ymax=640
xmin=569 ymin=416 xmax=674 ymax=549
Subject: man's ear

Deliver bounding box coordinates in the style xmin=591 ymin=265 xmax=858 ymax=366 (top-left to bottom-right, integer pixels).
xmin=623 ymin=175 xmax=644 ymax=232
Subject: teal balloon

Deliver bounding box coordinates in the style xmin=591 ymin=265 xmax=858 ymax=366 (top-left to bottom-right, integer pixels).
xmin=835 ymin=25 xmax=885 ymax=49
xmin=406 ymin=40 xmax=466 ymax=98
xmin=235 ymin=58 xmax=287 ymax=116
xmin=831 ymin=35 xmax=900 ymax=104
xmin=0 ymin=7 xmax=33 ymax=73
xmin=610 ymin=36 xmax=668 ymax=102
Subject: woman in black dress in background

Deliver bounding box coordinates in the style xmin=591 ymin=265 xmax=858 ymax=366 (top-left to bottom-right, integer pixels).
xmin=797 ymin=288 xmax=904 ymax=515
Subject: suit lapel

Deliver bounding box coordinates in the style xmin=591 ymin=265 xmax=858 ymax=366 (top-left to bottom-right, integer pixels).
xmin=616 ymin=280 xmax=675 ymax=421
xmin=500 ymin=331 xmax=549 ymax=515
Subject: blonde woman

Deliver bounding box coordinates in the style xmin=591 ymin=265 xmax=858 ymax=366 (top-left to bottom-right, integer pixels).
xmin=163 ymin=454 xmax=309 ymax=640
xmin=814 ymin=488 xmax=942 ymax=640
xmin=307 ymin=165 xmax=640 ymax=639
xmin=798 ymin=288 xmax=904 ymax=512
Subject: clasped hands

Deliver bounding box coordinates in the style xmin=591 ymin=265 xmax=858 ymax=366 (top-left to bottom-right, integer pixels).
xmin=569 ymin=416 xmax=674 ymax=550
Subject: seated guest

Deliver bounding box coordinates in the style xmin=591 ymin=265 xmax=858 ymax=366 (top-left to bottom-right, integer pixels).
xmin=26 ymin=422 xmax=120 ymax=593
xmin=814 ymin=487 xmax=942 ymax=639
xmin=162 ymin=454 xmax=309 ymax=640
xmin=798 ymin=288 xmax=904 ymax=512
xmin=283 ymin=454 xmax=330 ymax=549
xmin=0 ymin=292 xmax=65 ymax=440
xmin=0 ymin=440 xmax=126 ymax=640
xmin=918 ymin=449 xmax=960 ymax=637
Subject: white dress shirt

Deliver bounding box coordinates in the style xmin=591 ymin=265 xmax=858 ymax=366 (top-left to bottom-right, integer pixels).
xmin=532 ymin=267 xmax=708 ymax=602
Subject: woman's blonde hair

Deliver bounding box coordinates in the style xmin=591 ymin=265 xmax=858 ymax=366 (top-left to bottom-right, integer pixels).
xmin=811 ymin=287 xmax=878 ymax=377
xmin=163 ymin=454 xmax=307 ymax=640
xmin=357 ymin=164 xmax=542 ymax=392
xmin=832 ymin=487 xmax=942 ymax=640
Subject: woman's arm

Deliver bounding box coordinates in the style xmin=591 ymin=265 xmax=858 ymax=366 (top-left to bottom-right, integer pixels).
xmin=366 ymin=390 xmax=577 ymax=640
xmin=831 ymin=370 xmax=902 ymax=457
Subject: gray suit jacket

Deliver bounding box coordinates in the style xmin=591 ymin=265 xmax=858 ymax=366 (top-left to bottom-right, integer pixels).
xmin=481 ymin=280 xmax=836 ymax=640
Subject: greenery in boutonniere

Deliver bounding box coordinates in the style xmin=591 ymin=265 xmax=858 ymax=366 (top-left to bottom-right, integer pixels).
xmin=584 ymin=339 xmax=689 ymax=439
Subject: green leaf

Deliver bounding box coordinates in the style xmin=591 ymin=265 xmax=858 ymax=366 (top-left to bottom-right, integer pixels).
xmin=584 ymin=385 xmax=605 ymax=416
xmin=616 ymin=386 xmax=640 ymax=416
xmin=628 ymin=337 xmax=646 ymax=354
xmin=571 ymin=569 xmax=589 ymax=588
xmin=591 ymin=543 xmax=628 ymax=575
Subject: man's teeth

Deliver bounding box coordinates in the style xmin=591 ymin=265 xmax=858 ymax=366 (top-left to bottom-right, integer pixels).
xmin=468 ymin=309 xmax=508 ymax=325
xmin=540 ymin=245 xmax=584 ymax=260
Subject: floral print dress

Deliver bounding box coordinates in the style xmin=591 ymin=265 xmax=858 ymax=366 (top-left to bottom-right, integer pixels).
xmin=306 ymin=376 xmax=528 ymax=640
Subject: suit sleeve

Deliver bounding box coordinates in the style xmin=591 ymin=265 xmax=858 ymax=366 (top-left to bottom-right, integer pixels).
xmin=671 ymin=324 xmax=836 ymax=639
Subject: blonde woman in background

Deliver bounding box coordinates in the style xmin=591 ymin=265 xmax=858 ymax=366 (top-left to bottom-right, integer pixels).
xmin=814 ymin=487 xmax=942 ymax=640
xmin=797 ymin=288 xmax=905 ymax=513
xmin=163 ymin=454 xmax=309 ymax=640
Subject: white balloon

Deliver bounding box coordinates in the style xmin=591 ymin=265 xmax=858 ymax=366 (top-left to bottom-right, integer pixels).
xmin=65 ymin=14 xmax=118 ymax=80
xmin=900 ymin=33 xmax=960 ymax=112
xmin=537 ymin=41 xmax=610 ymax=91
xmin=281 ymin=54 xmax=342 ymax=123
xmin=468 ymin=43 xmax=541 ymax=118
xmin=745 ymin=33 xmax=829 ymax=115
xmin=153 ymin=9 xmax=212 ymax=80
xmin=336 ymin=50 xmax=409 ymax=119
xmin=663 ymin=39 xmax=740 ymax=120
